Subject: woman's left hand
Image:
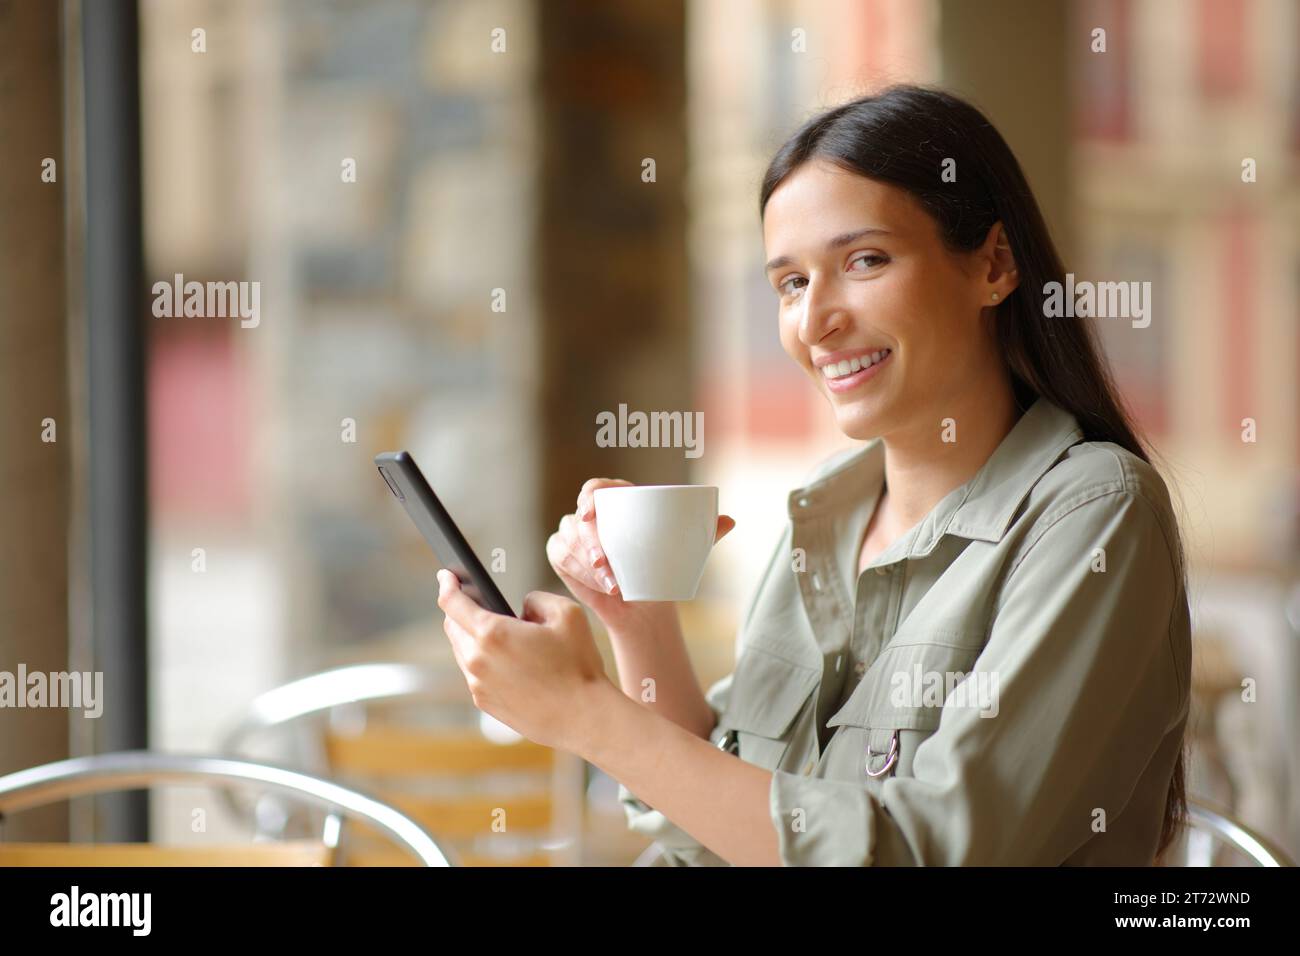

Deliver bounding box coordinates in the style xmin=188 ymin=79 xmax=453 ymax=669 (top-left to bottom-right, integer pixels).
xmin=435 ymin=569 xmax=612 ymax=754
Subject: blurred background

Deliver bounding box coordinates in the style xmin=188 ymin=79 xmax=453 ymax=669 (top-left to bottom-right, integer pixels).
xmin=1 ymin=0 xmax=1297 ymax=866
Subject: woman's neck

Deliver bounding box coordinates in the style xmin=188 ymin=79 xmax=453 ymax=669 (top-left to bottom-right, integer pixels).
xmin=875 ymin=385 xmax=1022 ymax=537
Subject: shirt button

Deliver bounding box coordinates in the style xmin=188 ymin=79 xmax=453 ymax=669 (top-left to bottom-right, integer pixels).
xmin=798 ymin=496 xmax=809 ymax=508
xmin=854 ymin=661 xmax=867 ymax=677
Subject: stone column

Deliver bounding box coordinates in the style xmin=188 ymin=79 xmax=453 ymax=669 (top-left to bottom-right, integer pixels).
xmin=0 ymin=0 xmax=71 ymax=841
xmin=535 ymin=0 xmax=693 ymax=543
xmin=939 ymin=0 xmax=1074 ymax=263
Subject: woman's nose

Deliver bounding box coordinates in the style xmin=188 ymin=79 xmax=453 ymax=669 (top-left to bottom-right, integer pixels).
xmin=797 ymin=281 xmax=847 ymax=346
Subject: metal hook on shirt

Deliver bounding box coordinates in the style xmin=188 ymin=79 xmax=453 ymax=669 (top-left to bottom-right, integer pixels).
xmin=865 ymin=729 xmax=899 ymax=777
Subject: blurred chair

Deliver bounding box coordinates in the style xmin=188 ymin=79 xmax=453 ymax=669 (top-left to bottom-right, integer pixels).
xmin=1175 ymin=796 xmax=1295 ymax=867
xmin=1188 ymin=629 xmax=1244 ymax=810
xmin=0 ymin=750 xmax=452 ymax=866
xmin=630 ymin=842 xmax=669 ymax=867
xmin=220 ymin=662 xmax=585 ymax=866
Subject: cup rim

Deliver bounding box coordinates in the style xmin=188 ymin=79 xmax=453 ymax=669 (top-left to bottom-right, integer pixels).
xmin=593 ymin=484 xmax=717 ymax=493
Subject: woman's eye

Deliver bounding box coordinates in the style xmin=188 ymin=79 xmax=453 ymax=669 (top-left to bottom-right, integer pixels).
xmin=778 ymin=253 xmax=888 ymax=298
xmin=850 ymin=252 xmax=888 ymax=271
xmin=778 ymin=276 xmax=807 ymax=298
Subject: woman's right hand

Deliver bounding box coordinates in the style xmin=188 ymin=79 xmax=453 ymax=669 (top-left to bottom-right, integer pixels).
xmin=545 ymin=477 xmax=736 ymax=627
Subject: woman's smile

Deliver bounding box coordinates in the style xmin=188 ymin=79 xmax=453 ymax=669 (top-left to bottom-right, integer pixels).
xmin=816 ymin=346 xmax=893 ymax=393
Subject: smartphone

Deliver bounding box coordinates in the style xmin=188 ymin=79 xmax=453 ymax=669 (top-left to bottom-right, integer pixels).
xmin=374 ymin=450 xmax=516 ymax=617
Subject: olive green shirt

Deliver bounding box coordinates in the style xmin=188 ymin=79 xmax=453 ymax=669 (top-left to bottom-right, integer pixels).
xmin=618 ymin=396 xmax=1191 ymax=865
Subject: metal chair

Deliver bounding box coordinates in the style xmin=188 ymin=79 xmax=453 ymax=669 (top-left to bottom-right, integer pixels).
xmin=1180 ymin=795 xmax=1295 ymax=867
xmin=0 ymin=750 xmax=454 ymax=866
xmin=220 ymin=662 xmax=585 ymax=865
xmin=222 ymin=662 xmax=464 ymax=755
xmin=631 ymin=842 xmax=668 ymax=866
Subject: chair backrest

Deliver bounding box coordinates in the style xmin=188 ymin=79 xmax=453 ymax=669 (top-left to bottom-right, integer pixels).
xmin=221 ymin=662 xmax=584 ymax=866
xmin=323 ymin=722 xmax=558 ymax=865
xmin=0 ymin=751 xmax=453 ymax=866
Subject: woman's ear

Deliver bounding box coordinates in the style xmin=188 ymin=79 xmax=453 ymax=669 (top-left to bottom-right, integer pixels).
xmin=979 ymin=221 xmax=1020 ymax=302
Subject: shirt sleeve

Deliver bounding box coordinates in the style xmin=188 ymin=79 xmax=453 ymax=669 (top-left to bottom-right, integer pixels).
xmin=617 ymin=671 xmax=733 ymax=866
xmin=769 ymin=489 xmax=1189 ymax=865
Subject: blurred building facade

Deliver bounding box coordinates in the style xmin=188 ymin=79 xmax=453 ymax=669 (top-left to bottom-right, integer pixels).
xmin=141 ymin=0 xmax=543 ymax=840
xmin=127 ymin=0 xmax=1298 ymax=855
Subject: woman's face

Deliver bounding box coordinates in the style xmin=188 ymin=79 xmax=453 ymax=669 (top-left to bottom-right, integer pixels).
xmin=762 ymin=158 xmax=1006 ymax=442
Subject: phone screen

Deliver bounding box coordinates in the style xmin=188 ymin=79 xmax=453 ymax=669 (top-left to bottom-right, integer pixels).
xmin=375 ymin=451 xmax=516 ymax=617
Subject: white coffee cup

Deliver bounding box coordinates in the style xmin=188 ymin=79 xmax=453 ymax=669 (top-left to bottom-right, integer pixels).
xmin=593 ymin=485 xmax=719 ymax=602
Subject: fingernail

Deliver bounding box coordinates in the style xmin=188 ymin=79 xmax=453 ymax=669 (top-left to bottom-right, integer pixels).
xmin=599 ymin=571 xmax=616 ymax=593
xmin=588 ymin=548 xmax=602 ymax=566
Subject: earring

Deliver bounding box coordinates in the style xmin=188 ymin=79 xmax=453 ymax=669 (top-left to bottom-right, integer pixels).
xmin=991 ymin=292 xmax=999 ymax=302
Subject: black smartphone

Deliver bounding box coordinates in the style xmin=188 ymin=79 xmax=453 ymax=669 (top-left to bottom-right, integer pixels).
xmin=374 ymin=450 xmax=516 ymax=617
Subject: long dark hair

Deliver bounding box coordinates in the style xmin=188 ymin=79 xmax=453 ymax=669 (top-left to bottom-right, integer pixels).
xmin=759 ymin=83 xmax=1188 ymax=863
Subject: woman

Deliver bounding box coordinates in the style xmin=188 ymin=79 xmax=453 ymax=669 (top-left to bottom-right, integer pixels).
xmin=436 ymin=84 xmax=1192 ymax=866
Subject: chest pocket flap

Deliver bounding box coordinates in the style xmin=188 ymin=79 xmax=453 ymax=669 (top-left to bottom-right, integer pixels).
xmin=826 ymin=635 xmax=986 ymax=734
xmin=719 ymin=643 xmax=820 ymax=740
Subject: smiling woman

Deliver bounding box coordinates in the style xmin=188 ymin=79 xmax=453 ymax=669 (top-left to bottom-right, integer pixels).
xmin=440 ymin=83 xmax=1193 ymax=867
xmin=604 ymin=83 xmax=1192 ymax=865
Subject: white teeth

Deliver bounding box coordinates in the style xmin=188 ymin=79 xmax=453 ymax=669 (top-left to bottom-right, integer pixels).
xmin=820 ymin=348 xmax=892 ymax=379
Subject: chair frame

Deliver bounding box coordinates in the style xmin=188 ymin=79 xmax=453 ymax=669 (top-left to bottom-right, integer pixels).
xmin=1184 ymin=796 xmax=1295 ymax=867
xmin=221 ymin=663 xmax=467 ymax=755
xmin=220 ymin=662 xmax=585 ymax=863
xmin=0 ymin=750 xmax=455 ymax=866
xmin=217 ymin=663 xmax=464 ymax=838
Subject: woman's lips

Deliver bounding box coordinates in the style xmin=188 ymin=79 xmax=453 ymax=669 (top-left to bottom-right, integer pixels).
xmin=824 ymin=350 xmax=892 ymax=393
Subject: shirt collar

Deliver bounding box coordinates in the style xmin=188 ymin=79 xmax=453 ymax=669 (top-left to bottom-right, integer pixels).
xmin=786 ymin=396 xmax=1085 ymax=558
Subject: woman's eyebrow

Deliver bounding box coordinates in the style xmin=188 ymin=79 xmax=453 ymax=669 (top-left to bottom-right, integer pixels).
xmin=764 ymin=226 xmax=892 ymax=273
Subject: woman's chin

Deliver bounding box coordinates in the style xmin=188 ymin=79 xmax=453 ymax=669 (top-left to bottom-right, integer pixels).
xmin=831 ymin=401 xmax=889 ymax=441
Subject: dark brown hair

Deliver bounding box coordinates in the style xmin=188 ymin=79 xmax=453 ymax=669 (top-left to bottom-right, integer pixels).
xmin=760 ymin=83 xmax=1188 ymax=862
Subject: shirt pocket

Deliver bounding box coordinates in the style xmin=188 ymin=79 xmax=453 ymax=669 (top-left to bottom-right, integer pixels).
xmin=824 ymin=633 xmax=985 ymax=786
xmin=714 ymin=644 xmax=820 ymax=772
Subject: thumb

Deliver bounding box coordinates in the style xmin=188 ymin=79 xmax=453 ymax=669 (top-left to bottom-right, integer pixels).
xmin=714 ymin=515 xmax=736 ymax=543
xmin=521 ymin=589 xmax=580 ymax=624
